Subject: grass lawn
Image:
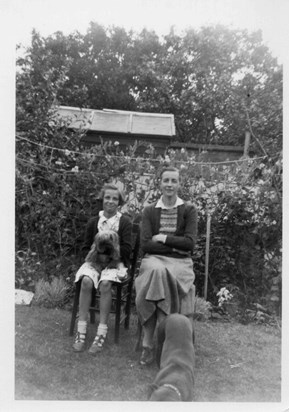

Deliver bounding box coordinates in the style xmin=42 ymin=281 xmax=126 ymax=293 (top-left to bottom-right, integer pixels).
xmin=15 ymin=305 xmax=281 ymax=402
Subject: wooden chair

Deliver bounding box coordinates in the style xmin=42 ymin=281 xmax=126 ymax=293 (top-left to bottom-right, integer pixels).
xmin=69 ymin=222 xmax=140 ymax=344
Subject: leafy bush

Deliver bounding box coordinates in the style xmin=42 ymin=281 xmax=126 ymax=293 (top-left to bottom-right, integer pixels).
xmin=15 ymin=141 xmax=282 ymax=316
xmin=33 ymin=276 xmax=69 ymax=308
xmin=15 ymin=250 xmax=43 ymax=291
xmin=194 ymin=296 xmax=212 ymax=320
xmin=15 ymin=28 xmax=282 ymax=316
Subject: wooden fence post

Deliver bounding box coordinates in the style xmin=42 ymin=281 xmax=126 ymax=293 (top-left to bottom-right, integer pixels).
xmin=244 ymin=131 xmax=251 ymax=156
xmin=204 ymin=213 xmax=211 ymax=300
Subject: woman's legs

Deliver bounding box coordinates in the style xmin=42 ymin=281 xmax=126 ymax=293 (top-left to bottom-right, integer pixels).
xmin=142 ymin=312 xmax=157 ymax=349
xmin=157 ymin=308 xmax=166 ymax=325
xmin=140 ymin=313 xmax=156 ymax=365
xmin=140 ymin=309 xmax=167 ymax=365
xmin=142 ymin=309 xmax=166 ymax=348
xmin=135 ymin=256 xmax=169 ymax=364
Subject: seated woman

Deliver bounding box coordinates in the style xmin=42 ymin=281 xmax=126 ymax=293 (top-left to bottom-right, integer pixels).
xmin=135 ymin=166 xmax=197 ymax=365
xmin=73 ymin=184 xmax=132 ymax=354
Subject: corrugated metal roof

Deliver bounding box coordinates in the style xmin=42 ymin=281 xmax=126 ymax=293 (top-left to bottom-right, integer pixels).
xmin=54 ymin=106 xmax=175 ymax=137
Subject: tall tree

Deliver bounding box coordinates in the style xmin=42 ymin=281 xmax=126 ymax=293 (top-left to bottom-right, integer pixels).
xmin=16 ymin=23 xmax=282 ymax=153
xmin=133 ymin=25 xmax=282 ymax=152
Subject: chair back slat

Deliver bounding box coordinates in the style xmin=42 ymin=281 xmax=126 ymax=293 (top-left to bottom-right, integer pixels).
xmin=129 ymin=223 xmax=140 ymax=275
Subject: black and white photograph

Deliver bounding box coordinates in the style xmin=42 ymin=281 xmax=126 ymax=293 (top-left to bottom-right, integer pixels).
xmin=1 ymin=0 xmax=288 ymax=410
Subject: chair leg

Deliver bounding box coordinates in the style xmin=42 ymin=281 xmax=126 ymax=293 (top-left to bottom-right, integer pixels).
xmin=90 ymin=310 xmax=96 ymax=324
xmin=134 ymin=319 xmax=143 ymax=352
xmin=192 ymin=318 xmax=196 ymax=345
xmin=114 ymin=285 xmax=122 ymax=344
xmin=69 ymin=281 xmax=81 ymax=336
xmin=124 ymin=301 xmax=130 ymax=330
xmin=124 ymin=284 xmax=133 ymax=330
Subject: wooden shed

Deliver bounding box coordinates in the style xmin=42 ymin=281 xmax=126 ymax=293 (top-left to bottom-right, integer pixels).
xmin=54 ymin=106 xmax=176 ymax=153
xmin=170 ymin=141 xmax=255 ymax=162
xmin=54 ymin=105 xmax=253 ymax=161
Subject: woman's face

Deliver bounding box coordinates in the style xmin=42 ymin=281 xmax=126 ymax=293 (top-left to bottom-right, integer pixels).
xmin=160 ymin=170 xmax=180 ymax=200
xmin=102 ymin=189 xmax=120 ymax=217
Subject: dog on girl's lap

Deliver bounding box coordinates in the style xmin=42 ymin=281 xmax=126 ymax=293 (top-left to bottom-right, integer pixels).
xmin=85 ymin=230 xmax=120 ymax=273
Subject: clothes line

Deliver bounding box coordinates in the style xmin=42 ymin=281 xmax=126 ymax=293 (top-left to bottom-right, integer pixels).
xmin=16 ymin=134 xmax=277 ymax=166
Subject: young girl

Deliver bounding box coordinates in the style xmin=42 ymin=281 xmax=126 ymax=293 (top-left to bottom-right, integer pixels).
xmin=73 ymin=184 xmax=132 ymax=354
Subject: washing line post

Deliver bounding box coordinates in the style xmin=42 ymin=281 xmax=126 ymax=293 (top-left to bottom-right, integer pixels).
xmin=204 ymin=212 xmax=211 ymax=300
xmin=243 ymin=130 xmax=251 ymax=157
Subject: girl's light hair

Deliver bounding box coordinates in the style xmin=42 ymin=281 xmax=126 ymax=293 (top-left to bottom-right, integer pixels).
xmin=98 ymin=184 xmax=125 ymax=206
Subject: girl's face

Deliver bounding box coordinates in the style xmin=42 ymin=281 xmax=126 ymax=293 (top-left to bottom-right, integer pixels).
xmin=102 ymin=189 xmax=120 ymax=217
xmin=160 ymin=170 xmax=180 ymax=200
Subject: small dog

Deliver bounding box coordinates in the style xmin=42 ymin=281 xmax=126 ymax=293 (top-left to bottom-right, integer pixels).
xmin=85 ymin=230 xmax=120 ymax=273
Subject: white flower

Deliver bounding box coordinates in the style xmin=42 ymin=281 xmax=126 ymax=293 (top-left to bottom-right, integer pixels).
xmin=217 ymin=287 xmax=233 ymax=307
xmin=71 ymin=166 xmax=79 ymax=173
xmin=65 ymin=149 xmax=71 ymax=156
xmin=114 ymin=141 xmax=120 ymax=146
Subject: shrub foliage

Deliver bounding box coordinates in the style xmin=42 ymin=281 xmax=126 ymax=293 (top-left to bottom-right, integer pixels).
xmin=15 ymin=24 xmax=282 ymax=318
xmin=16 ymin=132 xmax=282 ymax=316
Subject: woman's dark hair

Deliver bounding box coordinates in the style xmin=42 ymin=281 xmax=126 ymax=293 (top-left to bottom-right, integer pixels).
xmin=160 ymin=166 xmax=180 ymax=180
xmin=98 ymin=184 xmax=125 ymax=206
